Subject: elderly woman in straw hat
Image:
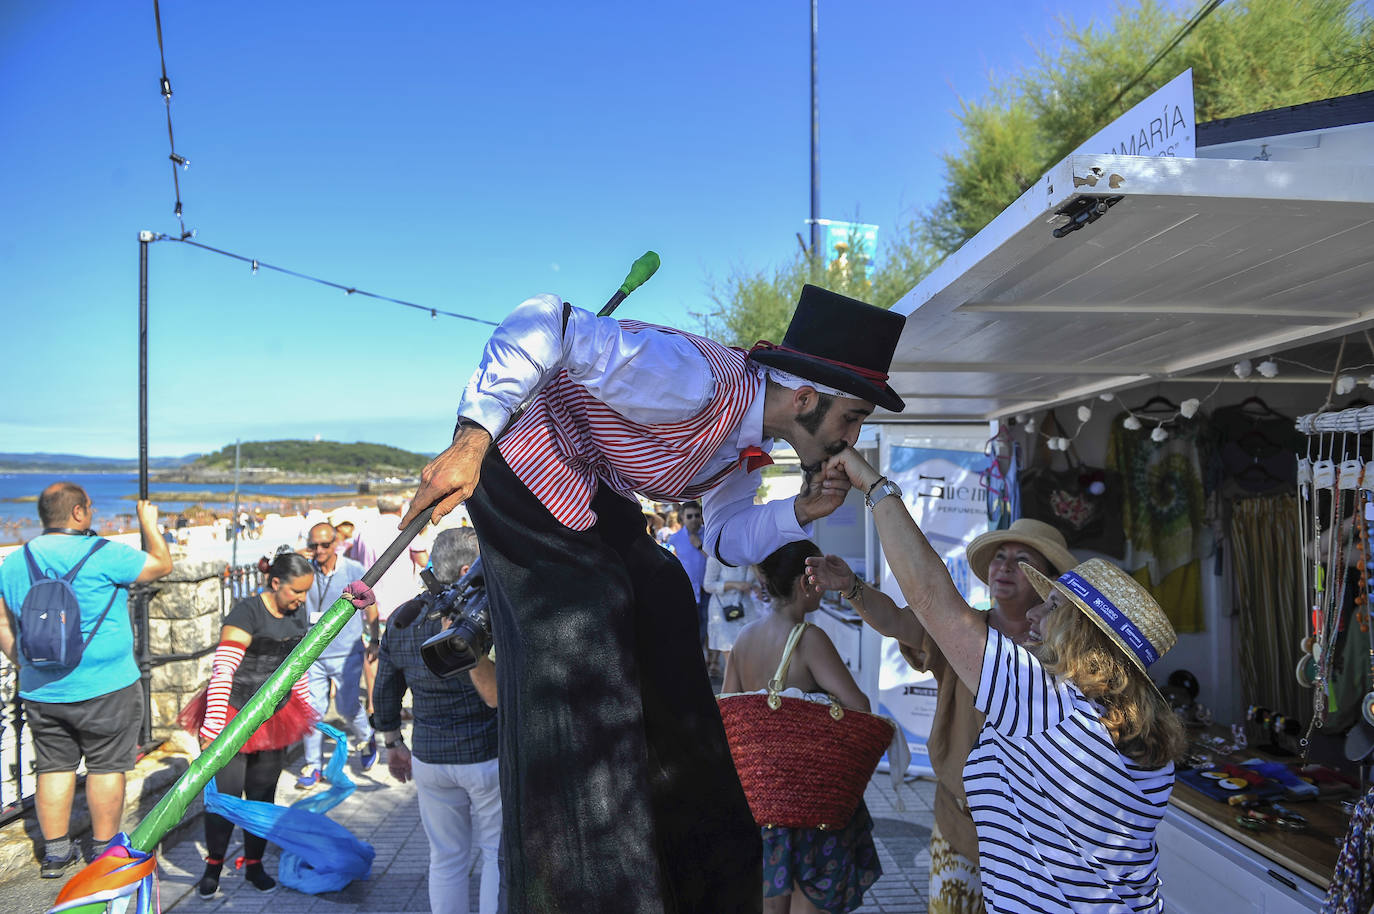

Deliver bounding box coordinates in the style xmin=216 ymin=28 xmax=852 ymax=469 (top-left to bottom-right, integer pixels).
xmin=809 ymin=518 xmax=1075 ymax=914
xmin=808 ymin=447 xmax=1184 ymax=914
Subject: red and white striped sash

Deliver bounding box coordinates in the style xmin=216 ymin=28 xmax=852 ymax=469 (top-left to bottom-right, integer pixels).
xmin=497 ymin=322 xmax=757 ymax=530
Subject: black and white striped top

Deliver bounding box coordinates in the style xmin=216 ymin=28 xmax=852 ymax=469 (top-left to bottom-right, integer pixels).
xmin=965 ymin=629 xmax=1174 ymax=913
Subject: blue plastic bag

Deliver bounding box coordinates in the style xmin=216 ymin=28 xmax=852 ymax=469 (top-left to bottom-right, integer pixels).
xmin=202 ymin=723 xmax=374 ymax=894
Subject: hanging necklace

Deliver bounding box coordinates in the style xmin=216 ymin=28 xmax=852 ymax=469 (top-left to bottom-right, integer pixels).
xmin=1305 ymin=433 xmax=1350 ymax=748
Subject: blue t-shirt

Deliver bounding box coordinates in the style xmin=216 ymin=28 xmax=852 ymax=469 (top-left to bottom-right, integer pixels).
xmin=666 ymin=528 xmax=707 ymax=596
xmin=0 ymin=535 xmax=147 ymax=703
xmin=306 ymin=555 xmax=367 ymax=660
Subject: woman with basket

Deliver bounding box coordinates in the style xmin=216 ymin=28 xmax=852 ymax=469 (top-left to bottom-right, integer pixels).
xmin=722 ymin=540 xmax=884 ymax=914
xmin=808 ymin=519 xmax=1075 ymax=914
xmin=811 ymin=447 xmax=1184 ymax=914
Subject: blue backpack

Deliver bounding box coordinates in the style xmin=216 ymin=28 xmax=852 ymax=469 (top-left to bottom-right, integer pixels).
xmin=18 ymin=539 xmax=119 ymax=671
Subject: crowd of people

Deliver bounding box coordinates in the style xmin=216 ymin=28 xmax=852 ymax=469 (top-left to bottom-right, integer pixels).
xmin=0 ymin=282 xmax=1189 ymax=914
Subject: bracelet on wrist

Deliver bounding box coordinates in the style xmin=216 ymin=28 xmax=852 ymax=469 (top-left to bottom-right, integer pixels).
xmin=384 ymin=737 xmax=405 ymax=749
xmin=865 ymin=476 xmax=888 ymax=497
xmin=845 ymin=577 xmax=864 ymax=602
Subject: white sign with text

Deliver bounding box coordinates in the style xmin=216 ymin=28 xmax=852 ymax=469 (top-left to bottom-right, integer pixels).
xmin=1072 ymin=68 xmax=1195 ymax=159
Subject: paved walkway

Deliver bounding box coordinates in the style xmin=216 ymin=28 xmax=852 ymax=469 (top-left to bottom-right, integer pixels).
xmin=152 ymin=760 xmax=934 ymax=913
xmin=0 ymin=755 xmax=933 ymax=913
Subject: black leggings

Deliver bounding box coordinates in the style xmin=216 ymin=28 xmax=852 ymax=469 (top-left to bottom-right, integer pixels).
xmin=204 ymin=748 xmax=285 ymax=862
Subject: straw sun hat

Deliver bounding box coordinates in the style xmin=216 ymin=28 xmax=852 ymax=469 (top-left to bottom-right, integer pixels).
xmin=1019 ymin=558 xmax=1178 ymax=692
xmin=965 ymin=518 xmax=1077 ymax=584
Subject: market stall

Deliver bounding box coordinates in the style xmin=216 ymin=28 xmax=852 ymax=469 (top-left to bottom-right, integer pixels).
xmin=832 ymin=88 xmax=1374 ymax=911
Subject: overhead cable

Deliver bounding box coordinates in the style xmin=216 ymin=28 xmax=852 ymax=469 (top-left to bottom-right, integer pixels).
xmin=152 ymin=0 xmax=192 ymax=239
xmin=1037 ymin=0 xmax=1225 ymax=175
xmin=151 ymin=234 xmax=500 ymax=327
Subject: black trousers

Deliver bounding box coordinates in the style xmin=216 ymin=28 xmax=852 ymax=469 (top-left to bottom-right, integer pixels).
xmin=204 ymin=748 xmax=284 ymax=862
xmin=468 ymin=449 xmax=760 ymax=914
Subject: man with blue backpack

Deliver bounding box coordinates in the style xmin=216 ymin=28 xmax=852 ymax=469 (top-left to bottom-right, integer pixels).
xmin=0 ymin=482 xmax=173 ymax=877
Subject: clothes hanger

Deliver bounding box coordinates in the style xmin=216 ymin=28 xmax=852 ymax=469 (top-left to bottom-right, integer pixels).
xmin=1235 ymin=426 xmax=1283 ymax=455
xmin=1238 ymin=395 xmax=1288 ymax=421
xmin=1129 ymin=394 xmax=1179 ymax=415
xmin=1234 ymin=461 xmax=1285 ymax=486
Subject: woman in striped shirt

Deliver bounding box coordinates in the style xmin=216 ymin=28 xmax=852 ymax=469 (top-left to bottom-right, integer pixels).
xmin=810 ymin=447 xmax=1185 ymax=913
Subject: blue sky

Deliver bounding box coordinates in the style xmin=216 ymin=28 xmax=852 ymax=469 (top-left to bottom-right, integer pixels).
xmin=2 ymin=0 xmax=1114 ymax=457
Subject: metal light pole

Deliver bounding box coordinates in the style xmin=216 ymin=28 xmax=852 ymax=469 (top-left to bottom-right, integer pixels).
xmin=230 ymin=439 xmax=241 ymax=571
xmin=135 ymin=230 xmax=155 ymax=747
xmin=138 ymin=232 xmax=152 ymax=506
xmin=809 ymin=0 xmax=821 ymax=267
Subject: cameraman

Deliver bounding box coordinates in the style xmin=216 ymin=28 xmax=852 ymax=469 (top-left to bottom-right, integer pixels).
xmin=374 ymin=527 xmax=500 ymax=914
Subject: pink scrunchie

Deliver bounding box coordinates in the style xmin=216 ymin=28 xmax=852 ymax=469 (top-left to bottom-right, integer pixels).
xmin=343 ymin=581 xmax=375 ymax=610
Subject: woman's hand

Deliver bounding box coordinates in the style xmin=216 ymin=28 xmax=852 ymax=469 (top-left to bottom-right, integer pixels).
xmin=825 ymin=446 xmax=882 ymax=492
xmin=805 ymin=554 xmax=855 ymax=595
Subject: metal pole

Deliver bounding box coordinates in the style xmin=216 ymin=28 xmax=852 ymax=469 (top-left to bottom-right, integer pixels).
xmin=135 ymin=231 xmax=154 ymax=748
xmin=138 ymin=233 xmax=151 ymax=506
xmin=230 ymin=439 xmax=241 ymax=573
xmin=809 ymin=0 xmax=821 ymax=268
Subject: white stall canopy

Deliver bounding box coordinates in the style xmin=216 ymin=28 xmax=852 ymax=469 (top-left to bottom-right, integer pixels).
xmin=885 ymin=151 xmax=1374 ymax=421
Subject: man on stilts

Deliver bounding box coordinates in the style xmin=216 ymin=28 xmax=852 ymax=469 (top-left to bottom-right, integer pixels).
xmin=404 ymin=283 xmax=907 ymax=914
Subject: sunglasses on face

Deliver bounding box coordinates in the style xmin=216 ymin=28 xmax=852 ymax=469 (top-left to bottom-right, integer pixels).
xmin=309 ymin=540 xmax=336 ymax=550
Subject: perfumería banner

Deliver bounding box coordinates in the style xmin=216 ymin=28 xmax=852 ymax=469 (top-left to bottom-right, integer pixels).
xmin=875 ymin=445 xmax=992 ymax=775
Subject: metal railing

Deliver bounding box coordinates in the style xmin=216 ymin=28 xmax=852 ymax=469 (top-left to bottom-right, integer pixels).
xmin=221 ymin=563 xmax=266 ymax=615
xmin=0 ymin=653 xmax=34 ymax=825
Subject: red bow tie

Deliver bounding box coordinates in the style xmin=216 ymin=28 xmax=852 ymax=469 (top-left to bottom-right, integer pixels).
xmin=739 ymin=445 xmax=774 ymax=474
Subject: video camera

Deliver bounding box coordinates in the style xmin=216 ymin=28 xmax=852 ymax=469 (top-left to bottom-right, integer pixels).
xmin=389 ymin=558 xmax=493 ymax=678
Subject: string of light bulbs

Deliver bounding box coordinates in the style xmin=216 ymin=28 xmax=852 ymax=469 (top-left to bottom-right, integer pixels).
xmin=1020 ymin=337 xmax=1374 ymax=450
xmin=1019 ymin=378 xmax=1225 ymax=451
xmin=150 ymin=234 xmax=500 ymax=327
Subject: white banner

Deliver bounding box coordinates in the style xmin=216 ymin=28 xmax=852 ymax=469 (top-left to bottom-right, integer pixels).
xmin=1072 ymin=68 xmax=1195 ymax=159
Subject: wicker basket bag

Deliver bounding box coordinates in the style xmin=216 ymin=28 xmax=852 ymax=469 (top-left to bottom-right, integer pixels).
xmin=718 ymin=622 xmax=895 ymax=829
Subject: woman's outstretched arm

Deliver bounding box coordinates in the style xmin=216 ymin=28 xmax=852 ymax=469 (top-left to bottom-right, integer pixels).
xmin=825 ymin=447 xmax=988 ymax=691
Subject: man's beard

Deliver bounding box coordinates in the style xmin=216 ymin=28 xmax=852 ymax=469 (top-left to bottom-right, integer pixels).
xmin=796 ymin=394 xmax=840 ymax=475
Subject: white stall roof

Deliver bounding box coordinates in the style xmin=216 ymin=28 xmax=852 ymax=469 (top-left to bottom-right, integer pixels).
xmin=885 ymin=153 xmax=1374 ymax=421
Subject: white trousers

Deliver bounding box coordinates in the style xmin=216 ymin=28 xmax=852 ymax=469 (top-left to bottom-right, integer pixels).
xmin=412 ymin=755 xmax=503 ymax=914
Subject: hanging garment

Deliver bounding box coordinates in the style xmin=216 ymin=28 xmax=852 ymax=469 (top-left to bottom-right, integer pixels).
xmin=1209 ymin=402 xmax=1302 ymax=496
xmin=1107 ymin=413 xmax=1208 ymax=632
xmin=1324 ymin=786 xmax=1374 ymax=913
xmin=1230 ymin=495 xmax=1309 ymax=724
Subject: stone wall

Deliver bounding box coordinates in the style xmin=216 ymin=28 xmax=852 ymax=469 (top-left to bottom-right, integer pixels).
xmin=145 ymin=559 xmax=223 ymax=740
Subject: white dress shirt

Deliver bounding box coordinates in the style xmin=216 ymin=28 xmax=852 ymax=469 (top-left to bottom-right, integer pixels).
xmin=457 ymin=294 xmax=810 ymax=566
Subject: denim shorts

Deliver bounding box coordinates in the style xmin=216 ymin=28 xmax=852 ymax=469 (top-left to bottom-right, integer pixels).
xmin=24 ymin=681 xmax=143 ymax=774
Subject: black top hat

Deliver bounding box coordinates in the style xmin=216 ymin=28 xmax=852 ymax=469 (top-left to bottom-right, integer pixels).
xmin=748 ymin=285 xmax=906 ymax=412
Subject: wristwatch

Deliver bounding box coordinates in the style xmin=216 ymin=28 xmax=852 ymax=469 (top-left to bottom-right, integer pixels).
xmin=864 ymin=477 xmax=902 ymax=510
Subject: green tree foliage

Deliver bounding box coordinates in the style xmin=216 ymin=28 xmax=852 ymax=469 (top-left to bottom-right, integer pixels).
xmin=706 ymin=0 xmax=1373 ymax=341
xmin=931 ymin=0 xmax=1374 ymax=251
xmin=697 ymin=224 xmax=940 ymax=347
xmin=194 ymin=440 xmax=429 ymax=475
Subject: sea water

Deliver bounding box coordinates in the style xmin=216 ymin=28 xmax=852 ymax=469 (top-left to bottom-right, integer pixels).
xmin=0 ymin=471 xmax=354 ymax=545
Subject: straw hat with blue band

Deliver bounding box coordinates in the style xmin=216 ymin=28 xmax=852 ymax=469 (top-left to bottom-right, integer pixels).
xmin=1018 ymin=558 xmax=1178 ymax=697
